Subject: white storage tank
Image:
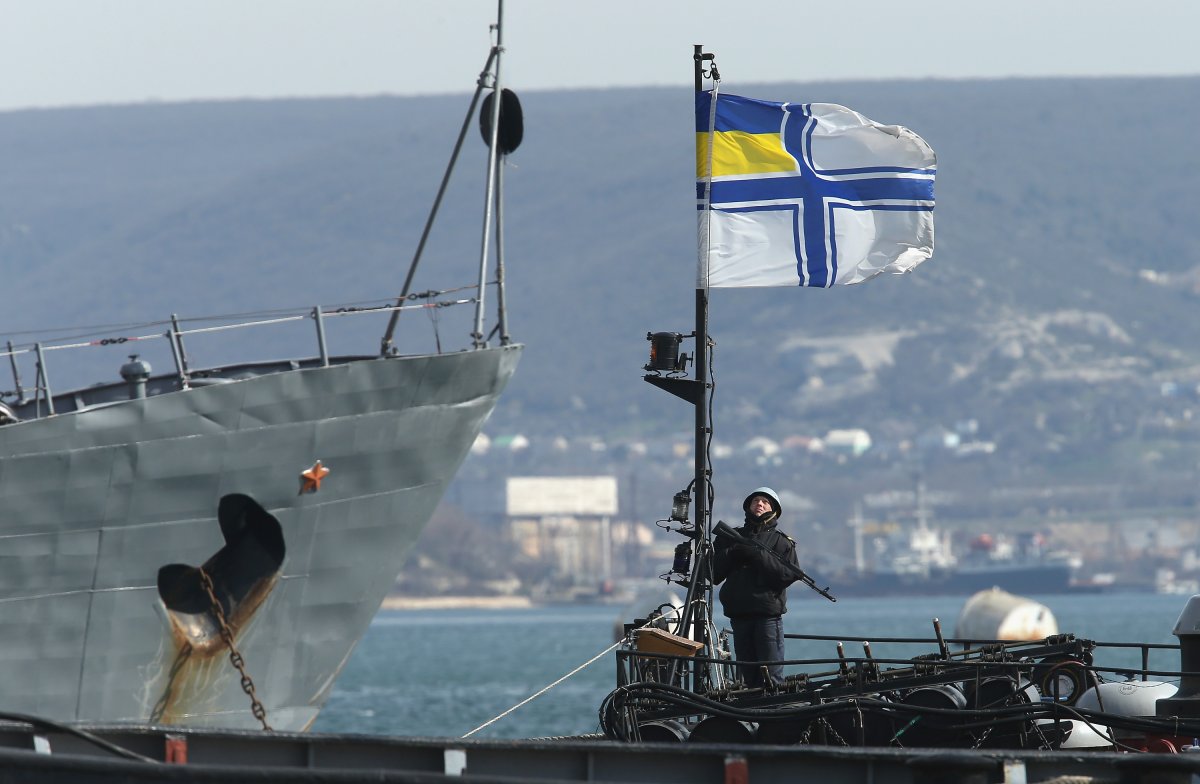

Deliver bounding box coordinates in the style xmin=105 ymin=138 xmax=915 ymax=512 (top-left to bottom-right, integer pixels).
xmin=954 ymin=588 xmax=1058 ymax=641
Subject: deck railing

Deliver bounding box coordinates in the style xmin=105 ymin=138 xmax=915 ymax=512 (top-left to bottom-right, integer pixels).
xmin=1 ymin=294 xmax=477 ymax=414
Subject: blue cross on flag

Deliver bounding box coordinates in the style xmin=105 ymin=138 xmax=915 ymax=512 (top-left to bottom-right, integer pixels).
xmin=696 ymin=92 xmax=936 ymax=288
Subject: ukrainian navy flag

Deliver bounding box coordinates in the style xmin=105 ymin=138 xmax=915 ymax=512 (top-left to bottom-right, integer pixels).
xmin=696 ymin=92 xmax=936 ymax=288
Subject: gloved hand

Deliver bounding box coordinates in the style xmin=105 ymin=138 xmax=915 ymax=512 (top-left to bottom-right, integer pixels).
xmin=730 ymin=543 xmax=756 ymax=563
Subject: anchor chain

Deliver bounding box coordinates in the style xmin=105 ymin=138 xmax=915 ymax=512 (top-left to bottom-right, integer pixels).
xmin=199 ymin=568 xmax=272 ymax=731
xmin=820 ymin=717 xmax=850 ymax=747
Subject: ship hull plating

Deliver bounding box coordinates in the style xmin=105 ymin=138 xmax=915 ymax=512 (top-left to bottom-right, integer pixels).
xmin=823 ymin=562 xmax=1073 ymax=598
xmin=0 ymin=346 xmax=521 ymax=731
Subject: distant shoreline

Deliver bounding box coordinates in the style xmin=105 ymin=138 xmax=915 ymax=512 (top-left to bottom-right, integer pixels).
xmin=380 ymin=595 xmax=534 ymax=611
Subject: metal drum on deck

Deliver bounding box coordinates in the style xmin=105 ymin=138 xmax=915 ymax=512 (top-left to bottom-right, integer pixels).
xmin=756 ymin=718 xmax=811 ymax=745
xmin=905 ymin=684 xmax=968 ymax=711
xmin=964 ymin=675 xmax=1038 ymax=709
xmin=687 ymin=716 xmax=757 ymax=744
xmin=637 ymin=720 xmax=690 ymax=743
xmin=963 ymin=676 xmax=1040 ymax=748
xmin=824 ymin=696 xmax=897 ymax=747
xmin=897 ymin=684 xmax=968 ymax=747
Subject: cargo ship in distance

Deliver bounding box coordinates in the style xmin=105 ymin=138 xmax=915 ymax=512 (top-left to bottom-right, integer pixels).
xmin=818 ymin=488 xmax=1080 ymax=598
xmin=821 ymin=538 xmax=1078 ymax=598
xmin=0 ymin=15 xmax=523 ymax=731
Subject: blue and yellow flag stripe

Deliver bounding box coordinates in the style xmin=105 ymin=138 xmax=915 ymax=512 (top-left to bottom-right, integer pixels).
xmin=696 ymin=92 xmax=798 ymax=178
xmin=696 ymin=91 xmax=936 ymax=289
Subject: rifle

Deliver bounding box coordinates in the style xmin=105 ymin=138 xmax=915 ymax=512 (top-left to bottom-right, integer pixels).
xmin=714 ymin=520 xmax=837 ymax=603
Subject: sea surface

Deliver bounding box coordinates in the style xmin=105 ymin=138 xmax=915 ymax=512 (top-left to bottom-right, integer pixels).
xmin=311 ymin=592 xmax=1192 ymax=739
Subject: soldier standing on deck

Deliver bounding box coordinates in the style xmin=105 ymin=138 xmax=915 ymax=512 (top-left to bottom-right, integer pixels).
xmin=713 ymin=487 xmax=799 ymax=687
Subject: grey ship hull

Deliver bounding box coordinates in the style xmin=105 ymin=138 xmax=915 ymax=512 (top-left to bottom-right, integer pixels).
xmin=0 ymin=346 xmax=520 ymax=731
xmin=824 ymin=561 xmax=1073 ymax=598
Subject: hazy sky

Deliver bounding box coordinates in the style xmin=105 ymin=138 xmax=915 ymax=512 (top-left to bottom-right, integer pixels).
xmin=3 ymin=1 xmax=1198 ymax=111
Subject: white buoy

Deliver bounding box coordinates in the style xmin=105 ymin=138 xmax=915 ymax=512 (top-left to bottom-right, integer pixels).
xmin=1033 ymin=718 xmax=1116 ymax=750
xmin=954 ymin=587 xmax=1058 ymax=641
xmin=1077 ymin=680 xmax=1178 ymax=741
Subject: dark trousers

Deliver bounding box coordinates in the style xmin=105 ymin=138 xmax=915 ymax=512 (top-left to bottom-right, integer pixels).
xmin=729 ymin=615 xmax=786 ymax=687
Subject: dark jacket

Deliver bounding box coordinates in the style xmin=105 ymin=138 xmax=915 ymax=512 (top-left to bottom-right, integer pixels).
xmin=713 ymin=519 xmax=799 ymax=618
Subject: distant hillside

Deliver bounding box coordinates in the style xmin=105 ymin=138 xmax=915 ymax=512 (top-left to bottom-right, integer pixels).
xmin=4 ymin=77 xmax=1200 ymax=470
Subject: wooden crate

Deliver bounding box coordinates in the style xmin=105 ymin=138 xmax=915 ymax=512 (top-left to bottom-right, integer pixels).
xmin=633 ymin=628 xmax=704 ymax=657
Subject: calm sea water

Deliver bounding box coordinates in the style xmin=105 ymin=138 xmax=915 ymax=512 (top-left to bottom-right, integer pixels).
xmin=311 ymin=592 xmax=1192 ymax=739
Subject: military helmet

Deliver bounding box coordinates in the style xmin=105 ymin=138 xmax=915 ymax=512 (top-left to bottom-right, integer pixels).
xmin=743 ymin=486 xmax=782 ymax=518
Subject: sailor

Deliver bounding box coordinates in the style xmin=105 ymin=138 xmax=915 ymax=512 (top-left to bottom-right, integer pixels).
xmin=713 ymin=487 xmax=799 ymax=688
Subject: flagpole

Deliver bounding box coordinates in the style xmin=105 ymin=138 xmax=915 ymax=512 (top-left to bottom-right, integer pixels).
xmin=686 ymin=45 xmax=713 ymax=686
xmin=693 ymin=47 xmax=709 ymax=549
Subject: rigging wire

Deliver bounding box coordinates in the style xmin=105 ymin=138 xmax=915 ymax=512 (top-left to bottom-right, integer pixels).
xmin=461 ymin=641 xmax=621 ymax=739
xmin=460 ymin=601 xmax=702 ymax=739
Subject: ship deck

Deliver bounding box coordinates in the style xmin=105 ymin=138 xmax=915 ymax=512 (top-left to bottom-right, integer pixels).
xmin=0 ymin=722 xmax=1194 ymax=783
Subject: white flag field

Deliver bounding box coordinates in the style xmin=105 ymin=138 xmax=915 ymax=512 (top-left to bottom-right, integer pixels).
xmin=696 ymin=92 xmax=936 ymax=288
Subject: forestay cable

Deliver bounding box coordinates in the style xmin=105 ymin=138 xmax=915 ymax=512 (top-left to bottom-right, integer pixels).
xmin=459 ymin=602 xmax=697 ymax=738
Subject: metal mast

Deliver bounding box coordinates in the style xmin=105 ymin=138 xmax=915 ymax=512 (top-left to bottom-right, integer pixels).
xmin=472 ymin=0 xmax=505 ymax=348
xmin=379 ymin=0 xmax=506 ymax=356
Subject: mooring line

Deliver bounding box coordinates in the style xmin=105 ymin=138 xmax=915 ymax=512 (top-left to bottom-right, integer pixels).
xmin=460 ymin=601 xmax=694 ymax=738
